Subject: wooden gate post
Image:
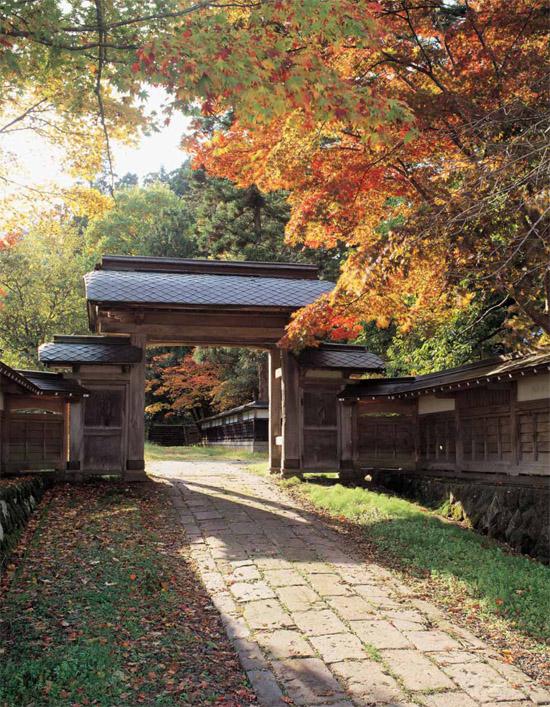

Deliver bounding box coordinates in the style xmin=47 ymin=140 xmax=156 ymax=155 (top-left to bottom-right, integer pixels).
xmin=268 ymin=349 xmax=282 ymax=474
xmin=280 ymin=350 xmax=302 ymax=477
xmin=126 ymin=333 xmax=147 ymax=481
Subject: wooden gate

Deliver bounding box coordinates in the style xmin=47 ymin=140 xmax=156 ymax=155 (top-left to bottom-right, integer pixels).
xmin=4 ymin=412 xmax=65 ymax=472
xmin=301 ymin=389 xmax=339 ymax=471
xmin=82 ymin=386 xmax=126 ymax=472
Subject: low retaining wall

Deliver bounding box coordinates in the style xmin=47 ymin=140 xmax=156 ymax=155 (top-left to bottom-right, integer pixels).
xmin=368 ymin=470 xmax=550 ymax=563
xmin=0 ymin=476 xmax=51 ymax=566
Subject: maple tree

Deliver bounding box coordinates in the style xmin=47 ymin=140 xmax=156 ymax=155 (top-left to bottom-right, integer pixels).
xmin=0 ymin=0 xmax=207 ymax=188
xmin=146 ymin=351 xmax=223 ymax=423
xmin=140 ymin=0 xmax=549 ymax=346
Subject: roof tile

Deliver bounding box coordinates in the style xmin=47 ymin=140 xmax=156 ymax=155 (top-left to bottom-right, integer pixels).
xmin=299 ymin=345 xmax=384 ymax=371
xmin=85 ymin=270 xmax=334 ymax=309
xmin=39 ymin=338 xmax=142 ymax=365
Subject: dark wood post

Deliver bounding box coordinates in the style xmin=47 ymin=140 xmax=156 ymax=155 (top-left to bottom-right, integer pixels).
xmin=258 ymin=354 xmax=269 ymax=402
xmin=268 ymin=349 xmax=282 ymax=473
xmin=0 ymin=405 xmax=4 ymax=477
xmin=126 ymin=333 xmax=147 ymax=480
xmin=338 ymin=400 xmax=358 ymax=481
xmin=280 ymin=350 xmax=302 ymax=477
xmin=510 ymin=380 xmax=519 ymax=474
xmin=67 ymin=399 xmax=83 ymax=473
xmin=454 ymin=403 xmax=463 ymax=472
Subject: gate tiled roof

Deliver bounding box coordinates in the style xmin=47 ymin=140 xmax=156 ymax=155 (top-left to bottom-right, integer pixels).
xmin=39 ymin=336 xmax=143 ymax=365
xmin=85 ymin=269 xmax=334 ymax=309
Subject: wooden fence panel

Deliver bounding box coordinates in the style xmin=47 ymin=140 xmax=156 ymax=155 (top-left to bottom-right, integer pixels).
xmin=5 ymin=413 xmax=64 ymax=471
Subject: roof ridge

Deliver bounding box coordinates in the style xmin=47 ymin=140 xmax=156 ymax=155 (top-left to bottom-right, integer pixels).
xmin=96 ymin=255 xmax=321 ymax=281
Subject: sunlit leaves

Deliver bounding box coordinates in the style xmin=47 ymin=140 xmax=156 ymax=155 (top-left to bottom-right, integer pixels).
xmin=147 ymin=0 xmax=549 ymax=346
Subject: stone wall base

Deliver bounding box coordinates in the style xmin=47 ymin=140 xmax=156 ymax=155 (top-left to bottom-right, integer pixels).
xmin=1 ymin=475 xmax=53 ymax=568
xmin=368 ymin=470 xmax=550 ymax=563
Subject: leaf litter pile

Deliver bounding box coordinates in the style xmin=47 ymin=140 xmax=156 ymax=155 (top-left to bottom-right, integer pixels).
xmin=0 ymin=480 xmax=256 ymax=706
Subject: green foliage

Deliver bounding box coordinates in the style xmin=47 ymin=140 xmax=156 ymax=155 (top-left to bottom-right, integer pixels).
xmin=356 ymin=295 xmax=508 ymax=376
xmin=85 ymin=183 xmax=198 ymax=258
xmin=0 ymin=215 xmax=91 ymax=367
xmin=145 ymin=163 xmax=344 ymax=280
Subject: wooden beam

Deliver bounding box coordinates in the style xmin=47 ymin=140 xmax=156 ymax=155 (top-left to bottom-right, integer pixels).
xmin=99 ymin=255 xmax=320 ymax=280
xmin=357 ymin=399 xmax=416 ymax=415
xmin=96 ymin=308 xmax=290 ymax=346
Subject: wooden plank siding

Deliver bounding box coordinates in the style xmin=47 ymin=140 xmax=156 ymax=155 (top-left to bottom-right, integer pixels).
xmin=354 ymin=382 xmax=550 ymax=479
xmin=357 ymin=408 xmax=416 ymax=470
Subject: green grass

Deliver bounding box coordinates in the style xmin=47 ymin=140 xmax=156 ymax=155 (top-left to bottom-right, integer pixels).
xmin=0 ymin=482 xmax=253 ymax=706
xmin=284 ymin=479 xmax=550 ymax=644
xmin=145 ymin=441 xmax=267 ymax=464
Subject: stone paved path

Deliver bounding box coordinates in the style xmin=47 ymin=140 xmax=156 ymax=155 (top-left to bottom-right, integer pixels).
xmin=151 ymin=460 xmax=550 ymax=707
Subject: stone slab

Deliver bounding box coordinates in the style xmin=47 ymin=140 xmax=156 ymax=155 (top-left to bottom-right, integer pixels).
xmin=330 ymin=659 xmax=406 ymax=704
xmin=243 ymin=599 xmax=293 ymax=630
xmin=381 ymin=649 xmax=454 ymax=691
xmin=263 ymin=568 xmax=306 ymax=587
xmin=256 ymin=629 xmax=314 ymax=659
xmin=230 ymin=581 xmax=276 ymax=602
xmin=405 ymin=629 xmax=461 ymax=652
xmin=271 ymin=658 xmax=346 ymax=705
xmin=327 ymin=595 xmax=376 ymax=621
xmin=293 ymin=609 xmax=348 ymax=637
xmin=351 ymin=620 xmax=412 ymax=650
xmin=307 ymin=573 xmax=354 ymax=597
xmin=310 ymin=633 xmax=367 ymax=663
xmin=443 ymin=662 xmax=530 ymax=702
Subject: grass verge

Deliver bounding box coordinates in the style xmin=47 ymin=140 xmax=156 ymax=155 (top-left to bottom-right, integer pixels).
xmin=145 ymin=441 xmax=267 ymax=464
xmin=0 ymin=480 xmax=254 ymax=706
xmin=287 ymin=479 xmax=550 ymax=646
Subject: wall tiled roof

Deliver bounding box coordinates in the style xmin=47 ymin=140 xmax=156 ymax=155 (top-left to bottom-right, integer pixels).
xmin=299 ymin=344 xmax=384 ymax=371
xmin=0 ymin=361 xmax=39 ymax=394
xmin=39 ymin=336 xmax=142 ymax=365
xmin=340 ymin=352 xmax=550 ymax=399
xmin=17 ymin=371 xmax=89 ymax=397
xmin=85 ymin=270 xmax=334 ymax=309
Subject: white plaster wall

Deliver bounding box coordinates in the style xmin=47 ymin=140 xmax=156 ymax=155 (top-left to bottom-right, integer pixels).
xmin=418 ymin=394 xmax=455 ymax=415
xmin=517 ymin=373 xmax=550 ymax=402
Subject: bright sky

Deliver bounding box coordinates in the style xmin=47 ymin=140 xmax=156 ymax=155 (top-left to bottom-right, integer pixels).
xmin=1 ymin=88 xmax=192 ymax=192
xmin=111 ymin=88 xmax=193 ymax=179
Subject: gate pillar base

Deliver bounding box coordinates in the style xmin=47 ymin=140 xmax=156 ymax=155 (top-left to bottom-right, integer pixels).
xmin=280 ymin=458 xmax=303 ymax=480
xmin=125 ymin=459 xmax=147 ymax=482
xmin=125 ymin=470 xmax=148 ymax=482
